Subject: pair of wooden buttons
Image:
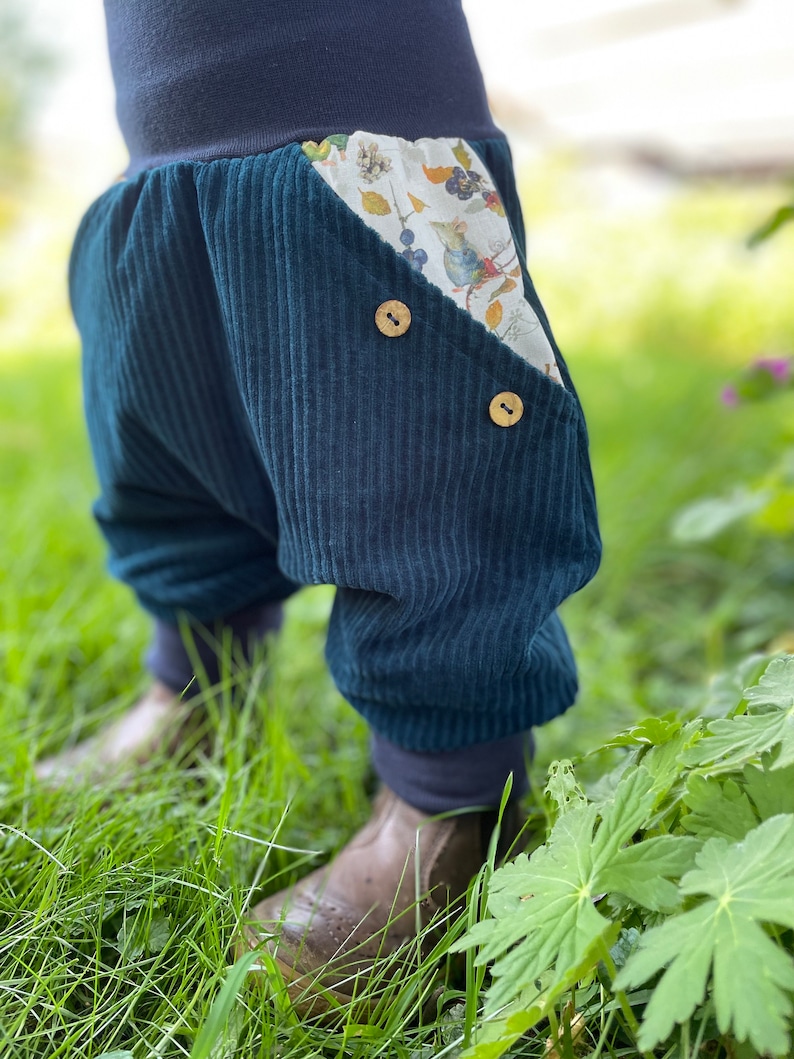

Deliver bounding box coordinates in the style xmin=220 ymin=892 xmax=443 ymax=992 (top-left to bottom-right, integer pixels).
xmin=375 ymin=300 xmax=523 ymax=428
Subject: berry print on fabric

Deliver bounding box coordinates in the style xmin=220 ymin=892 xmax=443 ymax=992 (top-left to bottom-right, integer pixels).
xmin=301 ymin=132 xmax=562 ymax=384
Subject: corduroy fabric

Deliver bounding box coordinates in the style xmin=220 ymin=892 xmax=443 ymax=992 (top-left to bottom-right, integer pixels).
xmin=70 ymin=137 xmax=601 ymax=752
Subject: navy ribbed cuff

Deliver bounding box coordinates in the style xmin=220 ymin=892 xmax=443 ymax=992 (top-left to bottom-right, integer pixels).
xmin=146 ymin=602 xmax=284 ymax=696
xmin=371 ymin=729 xmax=533 ymax=814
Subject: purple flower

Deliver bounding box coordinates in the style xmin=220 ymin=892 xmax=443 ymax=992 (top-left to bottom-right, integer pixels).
xmin=721 ymin=385 xmax=740 ymax=407
xmin=753 ymin=355 xmax=791 ymax=384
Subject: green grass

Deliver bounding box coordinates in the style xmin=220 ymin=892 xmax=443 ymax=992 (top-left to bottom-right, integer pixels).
xmin=1 ymin=341 xmax=789 ymax=1056
xmin=1 ymin=175 xmax=793 ymax=1055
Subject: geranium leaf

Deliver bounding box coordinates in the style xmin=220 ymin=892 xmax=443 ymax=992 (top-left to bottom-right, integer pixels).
xmin=617 ymin=816 xmax=794 ymax=1056
xmin=639 ymin=722 xmax=702 ymax=794
xmin=461 ymin=932 xmax=620 ymax=1059
xmin=712 ymin=918 xmax=794 ymax=1056
xmin=147 ymin=912 xmax=171 ymax=954
xmin=680 ymin=774 xmax=758 ymax=840
xmin=743 ymin=759 xmax=794 ymax=818
xmin=598 ymin=835 xmax=699 ymax=912
xmin=591 ymin=767 xmax=656 ymax=868
xmin=680 ymin=815 xmax=794 ymax=918
xmin=456 ymin=767 xmax=653 ymax=1013
xmin=600 ymin=716 xmax=682 ymax=750
xmin=544 ymin=759 xmax=587 ymax=818
xmin=700 ymin=653 xmax=771 ymax=719
xmin=744 ymin=656 xmax=794 ymax=710
xmin=671 ymin=488 xmax=768 ymax=541
xmin=681 ymin=711 xmax=794 ymax=773
xmin=615 ymin=903 xmax=715 ymax=1048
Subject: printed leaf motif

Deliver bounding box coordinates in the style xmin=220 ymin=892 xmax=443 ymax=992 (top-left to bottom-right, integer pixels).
xmin=465 ymin=198 xmax=487 ymax=214
xmin=301 ymin=139 xmax=332 ymax=163
xmin=423 ymin=164 xmax=455 ymax=184
xmin=407 ymin=192 xmax=428 ymax=213
xmin=485 ymin=300 xmax=503 ymax=330
xmin=508 ymin=265 xmax=522 ymax=277
xmin=452 ymin=139 xmax=473 ymax=170
xmin=615 ymin=815 xmax=794 ymax=1057
xmin=489 ymin=278 xmax=517 ymax=302
xmin=358 ymin=189 xmax=391 ymax=216
xmin=454 ymin=769 xmax=693 ymax=1013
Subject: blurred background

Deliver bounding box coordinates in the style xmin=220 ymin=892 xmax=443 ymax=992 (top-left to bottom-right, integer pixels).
xmin=3 ymin=0 xmax=794 ymax=352
xmin=2 ymin=0 xmax=794 ymax=772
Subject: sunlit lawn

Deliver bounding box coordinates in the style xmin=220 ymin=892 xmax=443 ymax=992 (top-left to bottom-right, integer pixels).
xmin=0 ymin=170 xmax=792 ymax=1055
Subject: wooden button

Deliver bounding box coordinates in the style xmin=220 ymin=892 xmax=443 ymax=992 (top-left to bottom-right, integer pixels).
xmin=489 ymin=392 xmax=524 ymax=427
xmin=375 ymin=300 xmax=411 ymax=337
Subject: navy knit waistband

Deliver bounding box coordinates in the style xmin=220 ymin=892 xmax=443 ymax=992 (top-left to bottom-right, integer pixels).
xmin=103 ymin=0 xmax=503 ymax=175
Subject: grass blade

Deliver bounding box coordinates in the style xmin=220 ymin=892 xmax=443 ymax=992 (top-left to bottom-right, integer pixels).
xmin=189 ymin=949 xmax=258 ymax=1059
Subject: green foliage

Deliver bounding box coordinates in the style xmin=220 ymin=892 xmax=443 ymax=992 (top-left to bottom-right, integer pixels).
xmin=617 ymin=815 xmax=794 ymax=1056
xmin=2 ymin=326 xmax=793 ymax=1056
xmin=671 ymin=486 xmax=770 ymax=542
xmin=748 ymin=202 xmax=794 ymax=248
xmin=673 ymin=356 xmax=794 ymax=542
xmin=682 ymin=656 xmax=794 ymax=771
xmin=189 ymin=952 xmax=260 ymax=1059
xmin=460 ymin=655 xmax=794 ymax=1058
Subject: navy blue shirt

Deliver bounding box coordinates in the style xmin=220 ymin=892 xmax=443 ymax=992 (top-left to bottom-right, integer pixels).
xmin=104 ymin=0 xmax=503 ymax=174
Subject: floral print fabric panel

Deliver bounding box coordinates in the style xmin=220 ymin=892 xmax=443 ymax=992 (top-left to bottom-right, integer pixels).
xmin=301 ymin=132 xmax=562 ymax=385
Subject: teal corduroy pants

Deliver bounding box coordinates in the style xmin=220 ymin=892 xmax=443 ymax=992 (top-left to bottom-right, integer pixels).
xmin=69 ymin=138 xmax=601 ymax=752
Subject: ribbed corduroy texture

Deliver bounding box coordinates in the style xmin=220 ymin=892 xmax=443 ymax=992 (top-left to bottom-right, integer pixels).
xmin=70 ymin=137 xmax=601 ymax=751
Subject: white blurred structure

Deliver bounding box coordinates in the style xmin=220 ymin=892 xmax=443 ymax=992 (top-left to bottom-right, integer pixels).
xmin=4 ymin=0 xmax=791 ymax=353
xmin=31 ymin=0 xmax=794 ymax=182
xmin=463 ymin=0 xmax=794 ymax=175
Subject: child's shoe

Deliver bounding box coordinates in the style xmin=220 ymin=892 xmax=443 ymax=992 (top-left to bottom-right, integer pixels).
xmin=243 ymin=786 xmax=524 ymax=1014
xmin=34 ymin=681 xmax=191 ymax=784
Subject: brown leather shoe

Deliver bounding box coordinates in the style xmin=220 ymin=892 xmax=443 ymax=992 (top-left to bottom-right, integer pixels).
xmin=243 ymin=786 xmax=525 ymax=1015
xmin=35 ymin=681 xmax=193 ymax=784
